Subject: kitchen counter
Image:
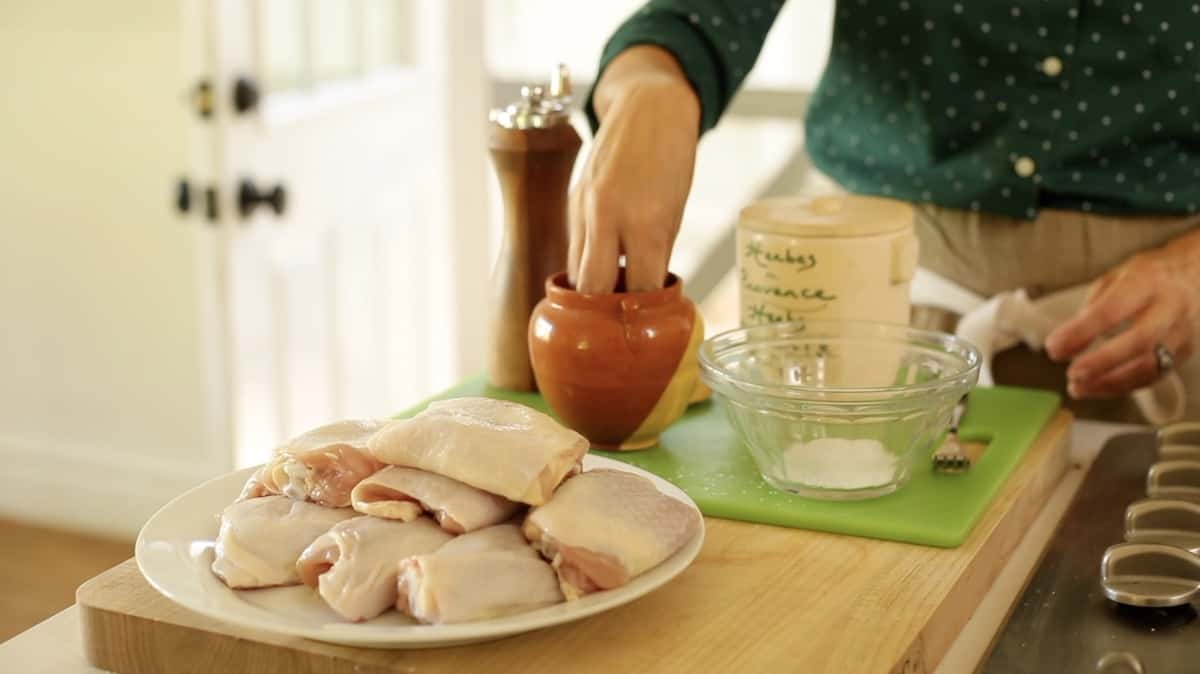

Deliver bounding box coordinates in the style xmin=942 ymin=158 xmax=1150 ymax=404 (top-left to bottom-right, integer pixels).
xmin=0 ymin=420 xmax=1142 ymax=674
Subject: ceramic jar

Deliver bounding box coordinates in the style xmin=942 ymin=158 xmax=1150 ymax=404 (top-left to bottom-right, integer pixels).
xmin=528 ymin=271 xmax=704 ymax=450
xmin=736 ymin=194 xmax=918 ymax=326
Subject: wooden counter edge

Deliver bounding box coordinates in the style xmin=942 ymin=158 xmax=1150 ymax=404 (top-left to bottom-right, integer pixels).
xmin=897 ymin=409 xmax=1072 ymax=674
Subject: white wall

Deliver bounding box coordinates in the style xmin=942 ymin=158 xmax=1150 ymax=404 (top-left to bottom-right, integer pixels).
xmin=485 ymin=0 xmax=834 ymax=87
xmin=0 ymin=0 xmax=224 ymax=538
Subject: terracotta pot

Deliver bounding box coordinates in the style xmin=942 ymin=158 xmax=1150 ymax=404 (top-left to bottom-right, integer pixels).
xmin=528 ymin=271 xmax=705 ymax=450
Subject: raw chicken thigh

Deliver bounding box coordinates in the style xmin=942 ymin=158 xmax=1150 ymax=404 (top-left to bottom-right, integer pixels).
xmin=368 ymin=397 xmax=588 ymax=505
xmin=211 ymin=495 xmax=355 ymax=590
xmin=434 ymin=522 xmax=534 ymax=557
xmin=523 ymin=470 xmax=701 ymax=599
xmin=398 ymin=524 xmax=563 ymax=624
xmin=211 ymin=400 xmax=704 ymax=626
xmin=239 ymin=419 xmax=386 ymax=508
xmin=296 ymin=516 xmax=452 ymax=622
xmin=351 ymin=466 xmax=521 ymax=533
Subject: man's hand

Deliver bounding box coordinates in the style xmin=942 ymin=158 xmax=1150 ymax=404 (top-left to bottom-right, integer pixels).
xmin=1045 ymin=233 xmax=1200 ymax=398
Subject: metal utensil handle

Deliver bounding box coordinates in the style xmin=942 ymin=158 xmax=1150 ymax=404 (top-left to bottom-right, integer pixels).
xmin=949 ymin=395 xmax=968 ymax=432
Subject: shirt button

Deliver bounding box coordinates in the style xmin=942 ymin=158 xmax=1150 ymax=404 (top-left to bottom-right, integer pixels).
xmin=1014 ymin=156 xmax=1037 ymax=177
xmin=1041 ymin=56 xmax=1064 ymax=77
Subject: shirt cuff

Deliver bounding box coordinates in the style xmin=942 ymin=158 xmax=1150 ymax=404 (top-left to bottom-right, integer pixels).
xmin=584 ymin=12 xmax=725 ymax=136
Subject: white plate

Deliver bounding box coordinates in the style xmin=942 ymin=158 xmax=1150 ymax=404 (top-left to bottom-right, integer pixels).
xmin=135 ymin=456 xmax=705 ymax=648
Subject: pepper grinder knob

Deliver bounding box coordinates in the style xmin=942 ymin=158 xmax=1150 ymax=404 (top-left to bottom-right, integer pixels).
xmin=548 ymin=64 xmax=571 ymax=99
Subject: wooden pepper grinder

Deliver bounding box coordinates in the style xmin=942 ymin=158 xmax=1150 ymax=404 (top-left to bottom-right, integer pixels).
xmin=486 ymin=64 xmax=582 ymax=391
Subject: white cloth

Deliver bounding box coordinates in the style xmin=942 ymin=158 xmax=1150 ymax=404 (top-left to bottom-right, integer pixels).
xmin=912 ymin=268 xmax=1186 ymax=426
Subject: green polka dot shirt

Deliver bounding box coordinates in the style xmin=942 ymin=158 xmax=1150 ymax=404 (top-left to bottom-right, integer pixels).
xmin=586 ymin=1 xmax=1200 ymax=219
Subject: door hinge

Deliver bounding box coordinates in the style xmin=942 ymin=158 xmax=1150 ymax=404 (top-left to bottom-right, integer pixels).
xmin=175 ymin=178 xmax=219 ymax=223
xmin=205 ymin=186 xmax=219 ymax=222
xmin=191 ymin=80 xmax=214 ymax=119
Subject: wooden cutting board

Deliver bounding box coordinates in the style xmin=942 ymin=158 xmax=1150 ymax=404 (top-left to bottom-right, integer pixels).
xmin=77 ymin=410 xmax=1071 ymax=674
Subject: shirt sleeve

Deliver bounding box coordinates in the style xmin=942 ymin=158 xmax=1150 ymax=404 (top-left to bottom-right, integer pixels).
xmin=584 ymin=1 xmax=785 ymax=135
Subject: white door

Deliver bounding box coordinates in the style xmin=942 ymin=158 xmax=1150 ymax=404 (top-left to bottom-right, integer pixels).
xmin=190 ymin=0 xmax=490 ymax=467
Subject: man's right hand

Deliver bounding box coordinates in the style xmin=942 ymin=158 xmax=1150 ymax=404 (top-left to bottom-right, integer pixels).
xmin=568 ymin=46 xmax=702 ymax=294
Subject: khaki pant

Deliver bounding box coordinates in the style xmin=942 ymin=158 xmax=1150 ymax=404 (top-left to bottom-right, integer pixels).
xmin=913 ymin=205 xmax=1200 ymax=424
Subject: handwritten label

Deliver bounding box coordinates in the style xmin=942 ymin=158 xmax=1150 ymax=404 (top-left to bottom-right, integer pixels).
xmin=741 ymin=269 xmax=837 ymax=302
xmin=744 ymin=241 xmax=817 ymax=271
xmin=747 ymin=303 xmax=829 ymax=323
xmin=740 ymin=235 xmax=837 ymax=325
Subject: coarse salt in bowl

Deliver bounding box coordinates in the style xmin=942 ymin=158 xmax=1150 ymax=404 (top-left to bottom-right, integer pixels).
xmin=698 ymin=320 xmax=980 ymax=500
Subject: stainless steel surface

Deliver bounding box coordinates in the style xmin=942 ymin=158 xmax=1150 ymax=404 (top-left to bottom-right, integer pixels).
xmin=1101 ymin=542 xmax=1200 ymax=608
xmin=1157 ymin=421 xmax=1200 ymax=460
xmin=1160 ymin=444 xmax=1200 ymax=461
xmin=1124 ymin=499 xmax=1200 ymax=554
xmin=980 ymin=433 xmax=1200 ymax=674
xmin=1157 ymin=421 xmax=1200 ymax=447
xmin=1147 ymin=460 xmax=1200 ymax=502
xmin=932 ymin=395 xmax=970 ymax=472
xmin=1095 ymin=652 xmax=1145 ymax=674
xmin=489 ymin=64 xmax=572 ymax=130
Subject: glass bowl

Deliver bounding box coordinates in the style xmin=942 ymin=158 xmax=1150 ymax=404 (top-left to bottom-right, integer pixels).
xmin=698 ymin=320 xmax=981 ymax=500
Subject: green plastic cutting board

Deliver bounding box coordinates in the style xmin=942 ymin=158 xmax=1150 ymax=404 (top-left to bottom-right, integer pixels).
xmin=400 ymin=377 xmax=1061 ymax=548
